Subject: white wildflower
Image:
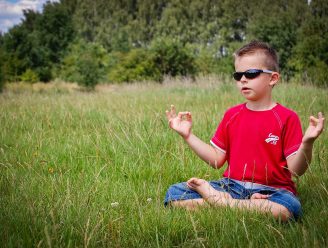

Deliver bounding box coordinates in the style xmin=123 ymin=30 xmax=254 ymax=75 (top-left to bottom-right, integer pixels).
xmin=146 ymin=198 xmax=152 ymax=202
xmin=111 ymin=202 xmax=119 ymax=208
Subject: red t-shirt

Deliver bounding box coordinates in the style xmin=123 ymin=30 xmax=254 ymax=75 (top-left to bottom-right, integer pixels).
xmin=210 ymin=103 xmax=303 ymax=194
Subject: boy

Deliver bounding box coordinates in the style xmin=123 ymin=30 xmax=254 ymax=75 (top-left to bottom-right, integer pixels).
xmin=164 ymin=40 xmax=325 ymax=221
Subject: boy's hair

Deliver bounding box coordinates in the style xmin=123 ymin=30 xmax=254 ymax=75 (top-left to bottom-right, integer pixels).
xmin=233 ymin=40 xmax=279 ymax=72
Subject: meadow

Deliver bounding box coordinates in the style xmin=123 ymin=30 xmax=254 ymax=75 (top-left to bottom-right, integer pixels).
xmin=1 ymin=78 xmax=328 ymax=247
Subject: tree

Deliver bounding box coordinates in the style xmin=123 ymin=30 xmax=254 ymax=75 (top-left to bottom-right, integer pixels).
xmin=1 ymin=24 xmax=32 ymax=81
xmin=288 ymin=0 xmax=328 ymax=86
xmin=0 ymin=35 xmax=4 ymax=92
xmin=0 ymin=1 xmax=75 ymax=82
xmin=59 ymin=40 xmax=108 ymax=88
xmin=246 ymin=0 xmax=308 ymax=76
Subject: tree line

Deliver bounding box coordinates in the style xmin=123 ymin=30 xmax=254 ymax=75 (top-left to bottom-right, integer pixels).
xmin=0 ymin=0 xmax=327 ymax=90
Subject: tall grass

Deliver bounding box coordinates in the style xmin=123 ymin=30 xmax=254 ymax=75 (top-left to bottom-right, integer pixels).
xmin=1 ymin=78 xmax=327 ymax=247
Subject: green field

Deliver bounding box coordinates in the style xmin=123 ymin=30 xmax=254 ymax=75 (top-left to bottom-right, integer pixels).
xmin=1 ymin=79 xmax=328 ymax=247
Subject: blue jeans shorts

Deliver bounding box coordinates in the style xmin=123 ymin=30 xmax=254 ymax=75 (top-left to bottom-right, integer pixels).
xmin=164 ymin=178 xmax=302 ymax=220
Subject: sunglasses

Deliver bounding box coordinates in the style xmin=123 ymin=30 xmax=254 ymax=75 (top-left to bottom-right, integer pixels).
xmin=233 ymin=69 xmax=273 ymax=81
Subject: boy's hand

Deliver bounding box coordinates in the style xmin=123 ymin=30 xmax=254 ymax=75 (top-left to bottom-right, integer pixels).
xmin=302 ymin=112 xmax=325 ymax=144
xmin=165 ymin=105 xmax=192 ymax=139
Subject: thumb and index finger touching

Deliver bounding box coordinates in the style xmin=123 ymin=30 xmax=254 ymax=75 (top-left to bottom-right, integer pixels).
xmin=165 ymin=105 xmax=192 ymax=121
xmin=165 ymin=105 xmax=176 ymax=121
xmin=309 ymin=112 xmax=325 ymax=132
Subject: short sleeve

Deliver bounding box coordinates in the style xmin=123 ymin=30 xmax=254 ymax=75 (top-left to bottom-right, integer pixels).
xmin=283 ymin=112 xmax=303 ymax=158
xmin=210 ymin=112 xmax=229 ymax=153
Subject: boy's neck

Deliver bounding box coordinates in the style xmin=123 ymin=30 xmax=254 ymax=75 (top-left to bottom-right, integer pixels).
xmin=246 ymin=100 xmax=277 ymax=111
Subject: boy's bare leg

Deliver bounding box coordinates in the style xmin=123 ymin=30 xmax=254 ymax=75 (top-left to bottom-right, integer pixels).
xmin=170 ymin=181 xmax=233 ymax=210
xmin=170 ymin=199 xmax=205 ymax=210
xmin=180 ymin=178 xmax=292 ymax=221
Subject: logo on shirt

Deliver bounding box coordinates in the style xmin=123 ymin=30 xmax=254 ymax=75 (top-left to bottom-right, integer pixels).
xmin=265 ymin=133 xmax=279 ymax=145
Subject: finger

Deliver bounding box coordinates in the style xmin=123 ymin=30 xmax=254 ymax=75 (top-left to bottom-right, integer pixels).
xmin=316 ymin=112 xmax=325 ymax=132
xmin=309 ymin=116 xmax=319 ymax=126
xmin=187 ymin=112 xmax=192 ymax=121
xmin=171 ymin=105 xmax=176 ymax=118
xmin=318 ymin=112 xmax=325 ymax=123
xmin=309 ymin=114 xmax=324 ymax=132
xmin=178 ymin=112 xmax=191 ymax=120
xmin=165 ymin=110 xmax=171 ymax=121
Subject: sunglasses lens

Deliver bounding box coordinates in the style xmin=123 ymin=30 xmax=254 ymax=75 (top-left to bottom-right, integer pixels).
xmin=244 ymin=71 xmax=261 ymax=79
xmin=233 ymin=72 xmax=243 ymax=81
xmin=233 ymin=69 xmax=263 ymax=81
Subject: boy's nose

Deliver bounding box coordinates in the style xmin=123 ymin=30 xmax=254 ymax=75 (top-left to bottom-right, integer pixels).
xmin=240 ymin=75 xmax=248 ymax=83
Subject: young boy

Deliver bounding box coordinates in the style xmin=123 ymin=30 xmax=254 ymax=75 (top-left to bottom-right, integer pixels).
xmin=164 ymin=40 xmax=325 ymax=221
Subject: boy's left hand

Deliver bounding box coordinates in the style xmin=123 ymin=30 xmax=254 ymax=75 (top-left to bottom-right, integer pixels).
xmin=303 ymin=112 xmax=325 ymax=144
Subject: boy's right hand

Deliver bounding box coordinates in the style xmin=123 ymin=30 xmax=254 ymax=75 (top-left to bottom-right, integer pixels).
xmin=165 ymin=105 xmax=192 ymax=139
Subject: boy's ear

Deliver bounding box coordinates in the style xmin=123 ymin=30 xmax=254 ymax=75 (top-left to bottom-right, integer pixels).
xmin=269 ymin=72 xmax=280 ymax=86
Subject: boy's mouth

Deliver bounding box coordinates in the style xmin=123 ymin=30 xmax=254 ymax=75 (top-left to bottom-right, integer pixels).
xmin=241 ymin=87 xmax=251 ymax=90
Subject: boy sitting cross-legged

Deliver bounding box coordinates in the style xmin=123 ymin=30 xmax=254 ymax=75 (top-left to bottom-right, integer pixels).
xmin=164 ymin=40 xmax=325 ymax=221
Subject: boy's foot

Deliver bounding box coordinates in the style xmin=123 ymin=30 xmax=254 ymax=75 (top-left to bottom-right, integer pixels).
xmin=186 ymin=177 xmax=232 ymax=200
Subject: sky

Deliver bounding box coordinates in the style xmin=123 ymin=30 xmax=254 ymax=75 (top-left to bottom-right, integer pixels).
xmin=0 ymin=0 xmax=59 ymax=34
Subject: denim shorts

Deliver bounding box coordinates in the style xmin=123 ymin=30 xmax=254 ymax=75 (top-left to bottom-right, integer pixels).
xmin=164 ymin=178 xmax=302 ymax=220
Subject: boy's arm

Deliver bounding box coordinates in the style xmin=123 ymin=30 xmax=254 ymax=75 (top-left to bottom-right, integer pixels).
xmin=184 ymin=133 xmax=226 ymax=169
xmin=166 ymin=105 xmax=226 ymax=169
xmin=287 ymin=112 xmax=325 ymax=176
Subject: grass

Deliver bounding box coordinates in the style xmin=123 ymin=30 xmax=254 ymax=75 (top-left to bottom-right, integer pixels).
xmin=1 ymin=78 xmax=328 ymax=247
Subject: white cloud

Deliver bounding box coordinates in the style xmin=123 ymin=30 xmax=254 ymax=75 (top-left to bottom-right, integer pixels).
xmin=0 ymin=0 xmax=59 ymax=33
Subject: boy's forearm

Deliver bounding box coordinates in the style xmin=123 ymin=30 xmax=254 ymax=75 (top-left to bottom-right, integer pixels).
xmin=288 ymin=141 xmax=314 ymax=176
xmin=184 ymin=133 xmax=225 ymax=168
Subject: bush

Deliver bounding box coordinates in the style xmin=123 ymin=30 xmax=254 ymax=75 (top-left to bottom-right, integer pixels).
xmin=303 ymin=60 xmax=328 ymax=87
xmin=150 ymin=38 xmax=196 ymax=78
xmin=20 ymin=69 xmax=39 ymax=83
xmin=59 ymin=40 xmax=108 ymax=89
xmin=107 ymin=38 xmax=197 ymax=83
xmin=192 ymin=42 xmax=236 ymax=77
xmin=288 ymin=52 xmax=328 ymax=87
xmin=0 ymin=69 xmax=4 ymax=92
xmin=107 ymin=49 xmax=161 ymax=83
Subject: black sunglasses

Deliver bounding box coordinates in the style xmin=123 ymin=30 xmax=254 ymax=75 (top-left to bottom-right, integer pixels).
xmin=233 ymin=69 xmax=273 ymax=81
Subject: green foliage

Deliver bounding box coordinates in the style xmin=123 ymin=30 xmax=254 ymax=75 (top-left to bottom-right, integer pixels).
xmin=288 ymin=0 xmax=328 ymax=87
xmin=0 ymin=66 xmax=3 ymax=92
xmin=0 ymin=39 xmax=4 ymax=92
xmin=247 ymin=0 xmax=308 ymax=75
xmin=307 ymin=60 xmax=328 ymax=87
xmin=0 ymin=76 xmax=3 ymax=93
xmin=0 ymin=0 xmax=327 ymax=86
xmin=20 ymin=69 xmax=39 ymax=83
xmin=59 ymin=40 xmax=108 ymax=88
xmin=193 ymin=42 xmax=238 ymax=76
xmin=107 ymin=49 xmax=161 ymax=83
xmin=0 ymin=1 xmax=74 ymax=82
xmin=150 ymin=38 xmax=196 ymax=78
xmin=108 ymin=39 xmax=196 ymax=83
xmin=1 ymin=25 xmax=32 ymax=81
